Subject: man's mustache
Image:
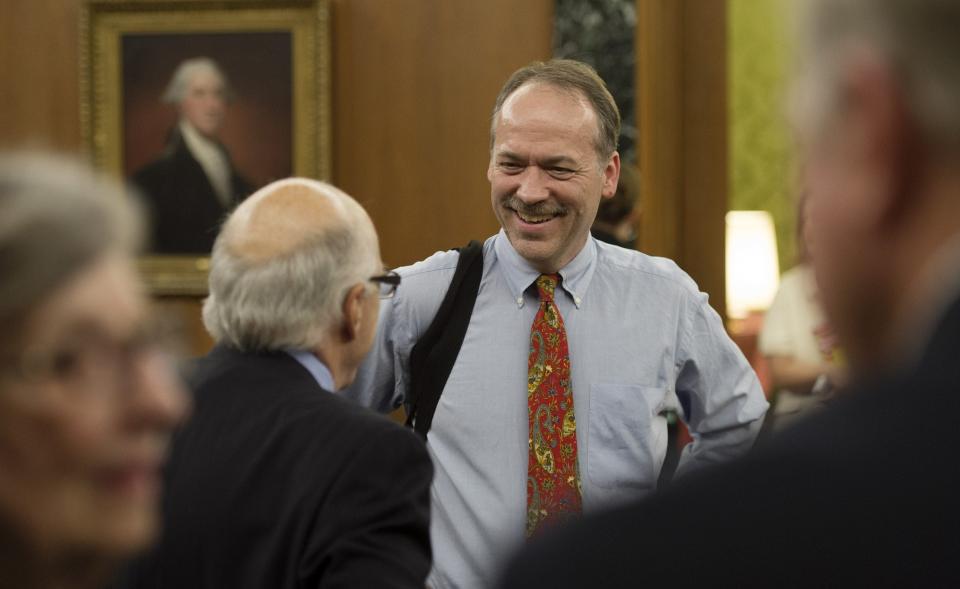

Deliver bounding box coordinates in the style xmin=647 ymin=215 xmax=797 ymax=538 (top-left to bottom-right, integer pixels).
xmin=502 ymin=196 xmax=568 ymax=218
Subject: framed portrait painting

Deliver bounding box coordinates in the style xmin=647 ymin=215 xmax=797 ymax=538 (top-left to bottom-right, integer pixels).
xmin=81 ymin=0 xmax=331 ymax=294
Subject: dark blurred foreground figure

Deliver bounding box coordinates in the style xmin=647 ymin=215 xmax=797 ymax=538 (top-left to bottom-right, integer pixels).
xmin=500 ymin=0 xmax=960 ymax=586
xmin=119 ymin=178 xmax=433 ymax=588
xmin=0 ymin=154 xmax=189 ymax=589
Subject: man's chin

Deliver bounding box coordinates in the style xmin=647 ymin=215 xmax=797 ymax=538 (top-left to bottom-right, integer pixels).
xmin=193 ymin=121 xmax=223 ymax=139
xmin=505 ymin=232 xmax=560 ymax=267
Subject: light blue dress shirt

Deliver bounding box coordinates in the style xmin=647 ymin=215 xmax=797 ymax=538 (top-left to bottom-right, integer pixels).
xmin=286 ymin=349 xmax=335 ymax=392
xmin=344 ymin=231 xmax=768 ymax=588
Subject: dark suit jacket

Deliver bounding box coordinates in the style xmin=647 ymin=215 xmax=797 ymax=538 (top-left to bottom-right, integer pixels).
xmin=131 ymin=128 xmax=251 ymax=254
xmin=121 ymin=346 xmax=433 ymax=589
xmin=500 ymin=296 xmax=960 ymax=587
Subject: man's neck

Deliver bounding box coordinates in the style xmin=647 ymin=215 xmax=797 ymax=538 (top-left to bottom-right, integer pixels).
xmin=312 ymin=344 xmax=352 ymax=391
xmin=870 ymin=175 xmax=960 ymax=370
xmin=882 ymin=231 xmax=960 ymax=370
xmin=178 ymin=119 xmax=217 ymax=148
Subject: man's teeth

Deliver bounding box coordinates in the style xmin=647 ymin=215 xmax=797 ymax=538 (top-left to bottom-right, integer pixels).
xmin=517 ymin=212 xmax=554 ymax=224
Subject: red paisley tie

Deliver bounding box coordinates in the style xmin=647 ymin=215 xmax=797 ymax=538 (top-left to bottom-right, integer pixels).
xmin=526 ymin=273 xmax=582 ymax=537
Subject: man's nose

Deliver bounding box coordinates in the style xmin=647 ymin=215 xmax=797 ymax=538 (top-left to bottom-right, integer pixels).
xmin=515 ymin=167 xmax=550 ymax=203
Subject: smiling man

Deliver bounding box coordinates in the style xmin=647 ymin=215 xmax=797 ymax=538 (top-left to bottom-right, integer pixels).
xmin=345 ymin=59 xmax=768 ymax=588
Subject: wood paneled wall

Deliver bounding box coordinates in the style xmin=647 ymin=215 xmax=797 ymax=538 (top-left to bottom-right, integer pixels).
xmin=0 ymin=0 xmax=553 ymax=354
xmin=637 ymin=0 xmax=729 ymax=319
xmin=332 ymin=0 xmax=553 ymax=267
xmin=0 ymin=0 xmax=84 ymax=151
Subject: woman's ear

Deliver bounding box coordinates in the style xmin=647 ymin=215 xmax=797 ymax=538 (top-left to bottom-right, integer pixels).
xmin=340 ymin=283 xmax=368 ymax=342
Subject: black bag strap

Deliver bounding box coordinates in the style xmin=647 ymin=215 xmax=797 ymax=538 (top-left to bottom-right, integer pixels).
xmin=405 ymin=240 xmax=484 ymax=439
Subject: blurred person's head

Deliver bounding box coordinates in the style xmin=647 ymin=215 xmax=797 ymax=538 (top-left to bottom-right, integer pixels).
xmin=488 ymin=59 xmax=621 ymax=273
xmin=163 ymin=57 xmax=232 ymax=140
xmin=592 ymin=164 xmax=639 ymax=249
xmin=792 ymin=0 xmax=960 ymax=372
xmin=0 ymin=154 xmax=189 ymax=588
xmin=202 ymin=178 xmax=383 ymax=390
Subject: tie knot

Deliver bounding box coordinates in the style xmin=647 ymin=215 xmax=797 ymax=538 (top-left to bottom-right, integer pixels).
xmin=535 ymin=274 xmax=560 ymax=302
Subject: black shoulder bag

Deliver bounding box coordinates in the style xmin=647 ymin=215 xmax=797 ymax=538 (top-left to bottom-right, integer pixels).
xmin=405 ymin=240 xmax=484 ymax=440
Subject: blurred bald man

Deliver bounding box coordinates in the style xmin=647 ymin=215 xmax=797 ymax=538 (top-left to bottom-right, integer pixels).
xmin=500 ymin=1 xmax=960 ymax=586
xmin=120 ymin=179 xmax=432 ymax=588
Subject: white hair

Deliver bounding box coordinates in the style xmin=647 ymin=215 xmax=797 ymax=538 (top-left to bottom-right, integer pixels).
xmin=202 ymin=179 xmax=380 ymax=352
xmin=0 ymin=152 xmax=142 ymax=349
xmin=793 ymin=0 xmax=960 ymax=149
xmin=162 ymin=57 xmax=233 ymax=105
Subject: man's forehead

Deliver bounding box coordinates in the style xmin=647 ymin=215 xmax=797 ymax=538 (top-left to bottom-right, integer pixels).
xmin=188 ymin=67 xmax=224 ymax=88
xmin=493 ymin=147 xmax=579 ymax=165
xmin=499 ymin=82 xmax=597 ymax=128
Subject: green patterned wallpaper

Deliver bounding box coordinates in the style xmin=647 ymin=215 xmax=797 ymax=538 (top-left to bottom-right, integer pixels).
xmin=729 ymin=0 xmax=796 ymax=271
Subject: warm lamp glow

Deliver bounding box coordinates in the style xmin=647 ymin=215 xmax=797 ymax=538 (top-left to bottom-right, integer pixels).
xmin=726 ymin=211 xmax=780 ymax=320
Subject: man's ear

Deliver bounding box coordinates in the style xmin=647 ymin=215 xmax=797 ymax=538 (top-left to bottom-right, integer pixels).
xmin=340 ymin=283 xmax=368 ymax=343
xmin=601 ymin=151 xmax=621 ymax=199
xmin=846 ymin=52 xmax=919 ymax=231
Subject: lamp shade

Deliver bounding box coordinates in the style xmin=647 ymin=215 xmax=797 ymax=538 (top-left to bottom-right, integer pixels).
xmin=726 ymin=210 xmax=780 ymax=320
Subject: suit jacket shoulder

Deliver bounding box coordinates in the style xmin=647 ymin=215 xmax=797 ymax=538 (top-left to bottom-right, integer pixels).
xmin=128 ymin=346 xmax=432 ymax=589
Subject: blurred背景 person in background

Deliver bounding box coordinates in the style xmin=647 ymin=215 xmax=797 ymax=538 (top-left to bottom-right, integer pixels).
xmin=0 ymin=154 xmax=189 ymax=589
xmin=759 ymin=193 xmax=846 ymax=431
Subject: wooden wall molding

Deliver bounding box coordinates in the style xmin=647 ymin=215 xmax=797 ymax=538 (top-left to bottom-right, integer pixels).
xmin=637 ymin=0 xmax=728 ymax=318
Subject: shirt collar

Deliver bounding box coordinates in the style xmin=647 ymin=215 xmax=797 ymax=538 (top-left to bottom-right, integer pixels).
xmin=492 ymin=229 xmax=598 ymax=309
xmin=285 ymin=349 xmax=336 ymax=392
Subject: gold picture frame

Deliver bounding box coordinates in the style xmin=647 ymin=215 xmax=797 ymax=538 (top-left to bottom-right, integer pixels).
xmin=80 ymin=0 xmax=331 ymax=295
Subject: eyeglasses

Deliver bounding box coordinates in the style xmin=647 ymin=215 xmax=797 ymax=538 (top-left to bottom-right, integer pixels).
xmin=370 ymin=270 xmax=401 ymax=299
xmin=1 ymin=322 xmax=179 ymax=399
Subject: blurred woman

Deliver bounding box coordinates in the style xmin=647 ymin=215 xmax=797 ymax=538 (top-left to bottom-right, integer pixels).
xmin=0 ymin=154 xmax=189 ymax=589
xmin=760 ymin=193 xmax=844 ymax=432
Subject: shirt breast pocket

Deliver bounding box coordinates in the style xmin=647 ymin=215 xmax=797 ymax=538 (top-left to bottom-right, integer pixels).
xmin=586 ymin=383 xmax=664 ymax=490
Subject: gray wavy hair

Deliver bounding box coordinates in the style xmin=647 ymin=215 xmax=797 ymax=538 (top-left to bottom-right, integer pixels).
xmin=794 ymin=0 xmax=960 ymax=148
xmin=162 ymin=57 xmax=234 ymax=105
xmin=490 ymin=59 xmax=621 ymax=162
xmin=0 ymin=153 xmax=141 ymax=352
xmin=202 ymin=179 xmax=380 ymax=352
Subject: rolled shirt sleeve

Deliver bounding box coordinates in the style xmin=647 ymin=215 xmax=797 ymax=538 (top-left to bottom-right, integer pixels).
xmin=673 ymin=288 xmax=769 ymax=477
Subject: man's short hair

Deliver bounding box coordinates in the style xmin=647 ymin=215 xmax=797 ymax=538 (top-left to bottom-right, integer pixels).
xmin=0 ymin=153 xmax=141 ymax=351
xmin=202 ymin=180 xmax=380 ymax=352
xmin=490 ymin=59 xmax=621 ymax=161
xmin=162 ymin=57 xmax=235 ymax=105
xmin=795 ymin=0 xmax=960 ymax=149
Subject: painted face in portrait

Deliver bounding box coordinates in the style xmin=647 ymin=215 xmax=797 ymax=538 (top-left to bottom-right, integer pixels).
xmin=488 ymin=83 xmax=620 ymax=273
xmin=180 ymin=67 xmax=227 ymax=139
xmin=0 ymin=253 xmax=189 ymax=560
